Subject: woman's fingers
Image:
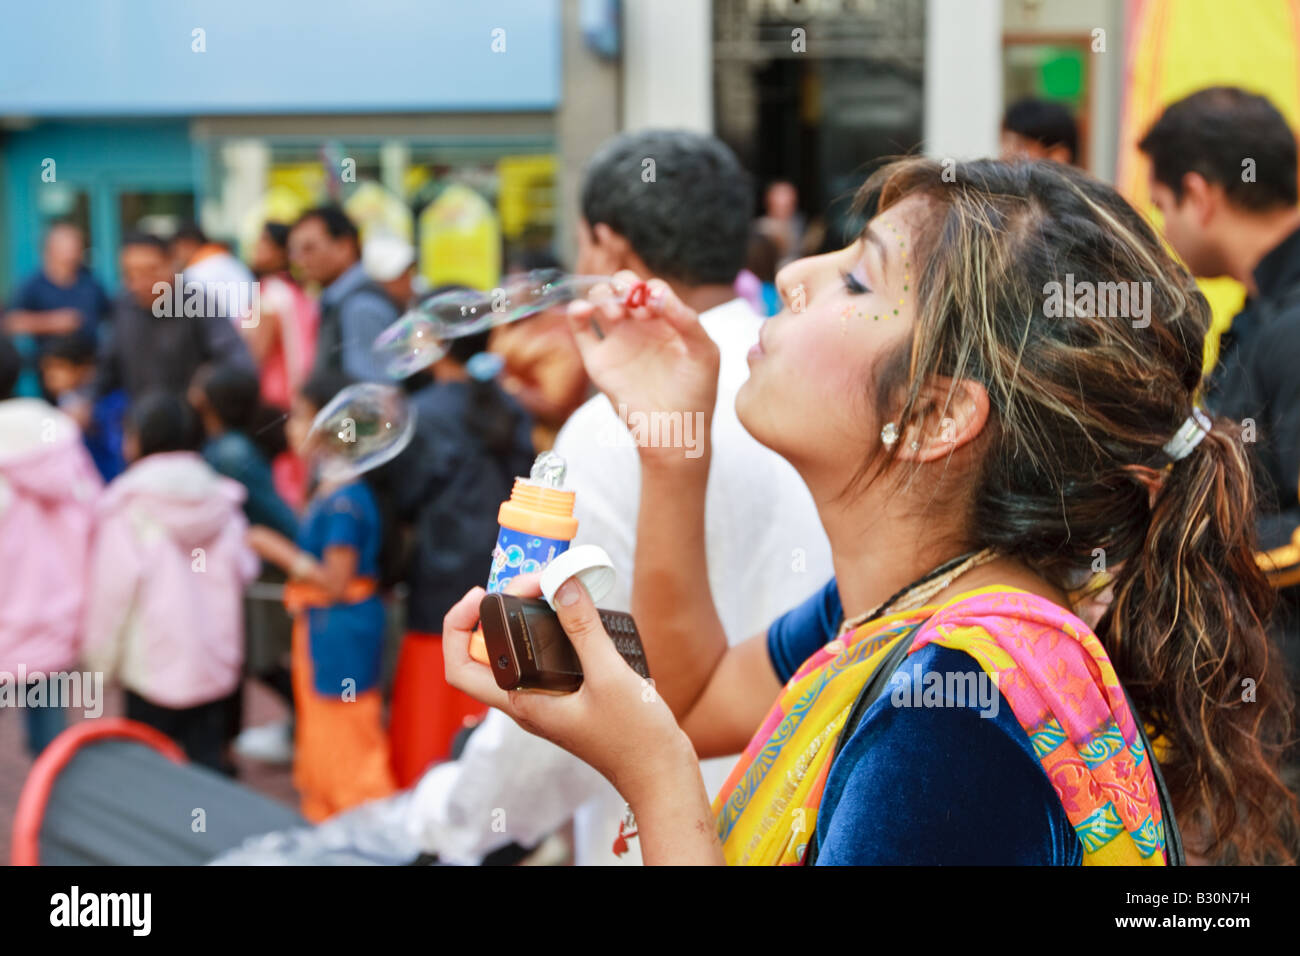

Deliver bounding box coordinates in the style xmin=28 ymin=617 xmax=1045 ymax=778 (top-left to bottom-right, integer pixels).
xmin=642 ymin=278 xmax=710 ymax=344
xmin=567 ymin=299 xmax=603 ymax=353
xmin=443 ymin=585 xmax=486 ymax=635
xmin=441 ymin=587 xmax=513 ymax=711
xmin=567 ymin=297 xmax=634 ymax=354
xmin=503 ymin=571 xmax=543 ymax=599
xmin=550 ymin=576 xmax=626 ymax=678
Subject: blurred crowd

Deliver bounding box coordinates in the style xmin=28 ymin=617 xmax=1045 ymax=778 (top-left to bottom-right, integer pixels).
xmin=0 ymin=203 xmax=553 ymax=817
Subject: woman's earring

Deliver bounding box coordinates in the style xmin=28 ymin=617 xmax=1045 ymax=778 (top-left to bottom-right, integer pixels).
xmin=909 ymin=440 xmax=920 ymax=451
xmin=881 ymin=422 xmax=899 ymax=447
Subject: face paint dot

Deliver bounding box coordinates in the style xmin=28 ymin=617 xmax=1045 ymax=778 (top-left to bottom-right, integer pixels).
xmin=893 ymin=309 xmax=899 ymax=315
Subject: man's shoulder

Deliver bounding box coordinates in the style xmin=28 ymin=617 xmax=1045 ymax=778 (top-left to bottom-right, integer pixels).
xmin=341 ymin=283 xmax=398 ymax=319
xmin=561 ymin=391 xmax=616 ymax=428
xmin=1239 ymin=290 xmax=1300 ymax=378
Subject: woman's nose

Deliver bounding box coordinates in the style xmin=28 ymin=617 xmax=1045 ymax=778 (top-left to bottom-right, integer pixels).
xmin=775 ymin=262 xmax=806 ymax=314
xmin=775 ymin=253 xmax=830 ymax=315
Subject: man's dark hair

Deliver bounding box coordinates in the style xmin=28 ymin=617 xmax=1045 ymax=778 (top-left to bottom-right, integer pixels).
xmin=580 ymin=130 xmax=753 ymax=286
xmin=263 ymin=221 xmax=292 ymax=251
xmin=1003 ymin=98 xmax=1078 ymax=164
xmin=172 ymin=221 xmax=207 ymax=245
xmin=195 ymin=362 xmax=261 ymax=432
xmin=0 ymin=333 xmax=21 ymax=400
xmin=293 ymin=204 xmax=361 ymax=249
xmin=120 ymin=232 xmax=169 ymax=255
xmin=1139 ymin=86 xmax=1298 ymax=211
xmin=45 ymin=331 xmax=97 ymax=366
xmin=129 ymin=390 xmax=202 ymax=456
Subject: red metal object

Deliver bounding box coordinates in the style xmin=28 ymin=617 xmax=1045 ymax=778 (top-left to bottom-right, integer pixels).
xmin=10 ymin=718 xmax=187 ymax=866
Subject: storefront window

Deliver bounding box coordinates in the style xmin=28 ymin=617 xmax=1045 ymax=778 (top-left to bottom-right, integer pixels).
xmin=202 ymin=136 xmax=557 ymax=291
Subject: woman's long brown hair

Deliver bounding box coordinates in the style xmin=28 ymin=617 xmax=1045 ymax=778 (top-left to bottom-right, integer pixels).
xmin=858 ymin=157 xmax=1298 ymax=864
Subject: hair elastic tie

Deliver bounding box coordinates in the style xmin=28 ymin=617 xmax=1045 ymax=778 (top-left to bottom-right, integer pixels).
xmin=1163 ymin=407 xmax=1213 ymax=461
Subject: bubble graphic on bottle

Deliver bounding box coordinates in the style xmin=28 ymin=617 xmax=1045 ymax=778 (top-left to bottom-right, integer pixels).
xmin=504 ymin=544 xmax=525 ymax=568
xmin=521 ymin=559 xmax=541 ymax=574
xmin=373 ymin=271 xmax=643 ymax=380
xmin=305 ymin=383 xmax=415 ymax=481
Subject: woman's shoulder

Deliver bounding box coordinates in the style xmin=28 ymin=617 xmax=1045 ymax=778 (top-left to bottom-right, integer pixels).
xmin=915 ymin=586 xmax=1105 ymax=672
xmin=820 ymin=640 xmax=1083 ymax=864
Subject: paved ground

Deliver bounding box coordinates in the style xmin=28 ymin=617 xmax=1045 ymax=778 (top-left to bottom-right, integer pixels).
xmin=0 ymin=677 xmax=295 ymax=865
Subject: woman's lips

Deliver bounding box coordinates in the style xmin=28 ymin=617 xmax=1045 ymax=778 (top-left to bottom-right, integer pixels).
xmin=748 ymin=329 xmax=768 ymax=360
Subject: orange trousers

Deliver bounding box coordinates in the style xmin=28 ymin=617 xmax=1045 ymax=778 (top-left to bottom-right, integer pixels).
xmin=286 ymin=582 xmax=397 ymax=822
xmin=388 ymin=632 xmax=487 ymax=787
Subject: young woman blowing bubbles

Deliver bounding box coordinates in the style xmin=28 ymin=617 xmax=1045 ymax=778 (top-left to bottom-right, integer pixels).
xmin=443 ymin=158 xmax=1298 ymax=865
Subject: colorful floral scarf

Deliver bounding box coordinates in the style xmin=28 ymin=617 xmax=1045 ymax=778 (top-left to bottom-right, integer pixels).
xmin=712 ymin=586 xmax=1169 ymax=865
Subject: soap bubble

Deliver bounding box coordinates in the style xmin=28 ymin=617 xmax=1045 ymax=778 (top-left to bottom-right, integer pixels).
xmin=371 ymin=314 xmax=447 ymax=379
xmin=306 ymin=383 xmax=415 ymax=481
xmin=373 ymin=271 xmax=641 ymax=379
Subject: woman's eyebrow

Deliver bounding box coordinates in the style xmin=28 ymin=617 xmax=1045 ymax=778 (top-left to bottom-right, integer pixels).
xmin=862 ymin=225 xmax=891 ymax=277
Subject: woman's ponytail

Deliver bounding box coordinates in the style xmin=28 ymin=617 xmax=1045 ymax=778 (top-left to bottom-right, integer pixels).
xmin=1106 ymin=418 xmax=1299 ymax=863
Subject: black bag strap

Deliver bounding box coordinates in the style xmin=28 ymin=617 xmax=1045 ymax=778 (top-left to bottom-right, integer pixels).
xmin=803 ymin=622 xmax=921 ymax=866
xmin=802 ymin=622 xmax=1185 ymax=866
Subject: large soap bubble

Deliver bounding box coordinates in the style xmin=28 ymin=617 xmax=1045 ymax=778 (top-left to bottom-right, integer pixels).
xmin=306 ymin=383 xmax=415 ymax=481
xmin=373 ymin=271 xmax=643 ymax=379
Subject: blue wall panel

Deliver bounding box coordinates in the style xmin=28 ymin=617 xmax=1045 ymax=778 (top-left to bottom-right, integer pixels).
xmin=0 ymin=0 xmax=561 ymax=115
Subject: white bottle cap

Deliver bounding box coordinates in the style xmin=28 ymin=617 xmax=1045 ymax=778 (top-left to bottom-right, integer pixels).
xmin=540 ymin=544 xmax=616 ymax=609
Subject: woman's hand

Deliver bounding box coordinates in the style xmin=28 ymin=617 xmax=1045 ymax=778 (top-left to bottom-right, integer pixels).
xmin=567 ymin=271 xmax=720 ymax=466
xmin=442 ymin=572 xmax=698 ymax=806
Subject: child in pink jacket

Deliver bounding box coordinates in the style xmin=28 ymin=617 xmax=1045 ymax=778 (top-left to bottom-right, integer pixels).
xmin=84 ymin=391 xmax=258 ymax=774
xmin=0 ymin=335 xmax=101 ymax=755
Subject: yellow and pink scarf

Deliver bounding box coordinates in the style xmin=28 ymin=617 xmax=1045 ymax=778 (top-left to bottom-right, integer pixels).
xmin=712 ymin=586 xmax=1169 ymax=865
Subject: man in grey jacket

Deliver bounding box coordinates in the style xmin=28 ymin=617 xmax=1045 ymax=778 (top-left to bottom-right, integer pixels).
xmin=290 ymin=205 xmax=397 ymax=383
xmin=91 ymin=232 xmax=252 ymax=402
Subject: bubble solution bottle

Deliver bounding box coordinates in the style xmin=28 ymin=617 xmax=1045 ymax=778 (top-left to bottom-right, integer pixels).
xmin=470 ymin=450 xmax=578 ymax=664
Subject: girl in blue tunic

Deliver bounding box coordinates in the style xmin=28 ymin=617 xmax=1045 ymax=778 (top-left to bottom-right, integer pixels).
xmin=248 ymin=371 xmax=396 ymax=820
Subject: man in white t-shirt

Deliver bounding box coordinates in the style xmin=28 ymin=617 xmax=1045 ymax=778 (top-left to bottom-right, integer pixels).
xmin=171 ymin=222 xmax=257 ymax=325
xmin=404 ymin=130 xmax=832 ymax=865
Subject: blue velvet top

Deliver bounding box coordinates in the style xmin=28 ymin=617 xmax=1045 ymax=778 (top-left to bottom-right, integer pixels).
xmin=298 ymin=482 xmax=386 ymax=696
xmin=766 ymin=578 xmax=1083 ymax=865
